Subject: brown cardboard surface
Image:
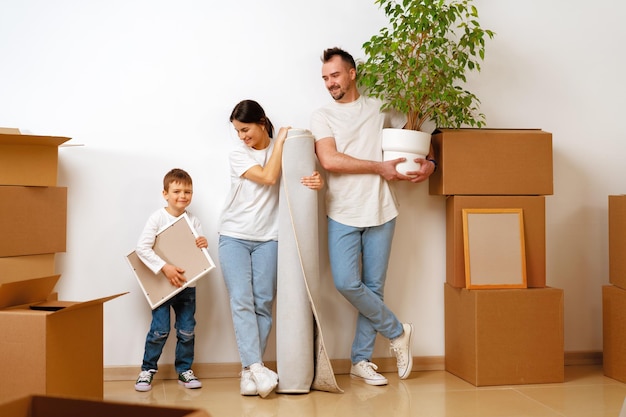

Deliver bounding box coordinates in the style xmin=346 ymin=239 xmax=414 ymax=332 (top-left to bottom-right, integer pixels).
xmin=602 ymin=285 xmax=626 ymax=382
xmin=0 ymin=254 xmax=56 ymax=284
xmin=0 ymin=186 xmax=67 ymax=257
xmin=429 ymin=129 xmax=553 ymax=195
xmin=0 ymin=276 xmax=126 ymax=402
xmin=447 ymin=196 xmax=546 ymax=288
xmin=0 ymin=395 xmax=211 ymax=417
xmin=444 ymin=284 xmax=564 ymax=386
xmin=609 ymin=196 xmax=626 ymax=290
xmin=0 ymin=133 xmax=70 ymax=186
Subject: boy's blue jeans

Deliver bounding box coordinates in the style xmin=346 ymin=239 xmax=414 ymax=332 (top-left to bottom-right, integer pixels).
xmin=141 ymin=287 xmax=196 ymax=374
xmin=218 ymin=235 xmax=277 ymax=368
xmin=327 ymin=217 xmax=403 ymax=364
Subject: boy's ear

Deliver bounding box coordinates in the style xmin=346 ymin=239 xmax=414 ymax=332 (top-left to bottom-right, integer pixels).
xmin=162 ymin=190 xmax=168 ymax=199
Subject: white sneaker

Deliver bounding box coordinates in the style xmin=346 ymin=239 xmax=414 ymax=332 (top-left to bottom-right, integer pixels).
xmin=350 ymin=361 xmax=388 ymax=386
xmin=240 ymin=369 xmax=257 ymax=396
xmin=390 ymin=323 xmax=413 ymax=379
xmin=249 ymin=363 xmax=278 ymax=398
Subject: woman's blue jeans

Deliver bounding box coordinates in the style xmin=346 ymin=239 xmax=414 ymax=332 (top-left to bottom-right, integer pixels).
xmin=327 ymin=217 xmax=403 ymax=364
xmin=218 ymin=235 xmax=277 ymax=368
xmin=141 ymin=287 xmax=196 ymax=374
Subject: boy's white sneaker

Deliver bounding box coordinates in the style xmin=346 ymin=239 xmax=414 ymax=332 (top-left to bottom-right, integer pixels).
xmin=178 ymin=369 xmax=202 ymax=389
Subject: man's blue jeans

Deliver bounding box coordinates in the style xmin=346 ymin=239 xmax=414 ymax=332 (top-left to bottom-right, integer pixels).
xmin=218 ymin=235 xmax=277 ymax=368
xmin=141 ymin=287 xmax=196 ymax=374
xmin=327 ymin=217 xmax=404 ymax=364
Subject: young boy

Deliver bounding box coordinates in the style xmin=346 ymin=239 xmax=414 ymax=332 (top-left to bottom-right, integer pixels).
xmin=134 ymin=168 xmax=207 ymax=392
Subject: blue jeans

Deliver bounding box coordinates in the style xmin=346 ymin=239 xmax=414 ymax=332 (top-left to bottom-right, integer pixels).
xmin=327 ymin=217 xmax=404 ymax=364
xmin=218 ymin=235 xmax=277 ymax=368
xmin=141 ymin=287 xmax=196 ymax=374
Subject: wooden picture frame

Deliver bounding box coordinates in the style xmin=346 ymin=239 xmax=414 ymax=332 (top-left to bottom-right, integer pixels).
xmin=462 ymin=208 xmax=527 ymax=289
xmin=126 ymin=213 xmax=215 ymax=309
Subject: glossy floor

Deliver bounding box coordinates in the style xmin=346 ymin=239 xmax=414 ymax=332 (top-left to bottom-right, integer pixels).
xmin=104 ymin=365 xmax=626 ymax=417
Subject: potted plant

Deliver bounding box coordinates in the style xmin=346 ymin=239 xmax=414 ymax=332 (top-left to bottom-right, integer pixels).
xmin=358 ymin=0 xmax=495 ymax=175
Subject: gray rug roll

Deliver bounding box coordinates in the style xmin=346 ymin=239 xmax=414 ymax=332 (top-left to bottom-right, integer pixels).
xmin=276 ymin=129 xmax=342 ymax=394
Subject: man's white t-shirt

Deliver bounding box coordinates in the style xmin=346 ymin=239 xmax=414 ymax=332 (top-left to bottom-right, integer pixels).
xmin=219 ymin=140 xmax=279 ymax=241
xmin=310 ymin=95 xmax=407 ymax=228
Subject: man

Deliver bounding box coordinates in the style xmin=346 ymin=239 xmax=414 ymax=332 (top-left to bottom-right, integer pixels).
xmin=310 ymin=47 xmax=436 ymax=386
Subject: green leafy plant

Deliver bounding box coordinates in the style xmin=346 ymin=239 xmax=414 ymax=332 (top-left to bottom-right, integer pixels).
xmin=359 ymin=0 xmax=495 ymax=131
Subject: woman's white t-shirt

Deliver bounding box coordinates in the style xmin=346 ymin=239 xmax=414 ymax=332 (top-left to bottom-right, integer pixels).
xmin=219 ymin=140 xmax=279 ymax=241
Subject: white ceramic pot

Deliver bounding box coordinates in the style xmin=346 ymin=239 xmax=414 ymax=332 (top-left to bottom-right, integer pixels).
xmin=381 ymin=128 xmax=432 ymax=176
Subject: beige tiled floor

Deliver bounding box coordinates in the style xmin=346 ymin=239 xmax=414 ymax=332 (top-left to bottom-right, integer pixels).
xmin=104 ymin=365 xmax=626 ymax=417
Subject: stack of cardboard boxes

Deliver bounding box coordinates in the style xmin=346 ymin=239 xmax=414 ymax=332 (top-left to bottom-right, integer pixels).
xmin=604 ymin=195 xmax=626 ymax=382
xmin=430 ymin=128 xmax=564 ymax=386
xmin=0 ymin=129 xmax=124 ymax=403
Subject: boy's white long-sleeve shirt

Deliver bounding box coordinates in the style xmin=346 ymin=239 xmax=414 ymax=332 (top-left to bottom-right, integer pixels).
xmin=135 ymin=208 xmax=204 ymax=276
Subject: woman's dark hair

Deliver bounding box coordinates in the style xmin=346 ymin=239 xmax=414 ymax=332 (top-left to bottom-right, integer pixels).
xmin=229 ymin=100 xmax=274 ymax=138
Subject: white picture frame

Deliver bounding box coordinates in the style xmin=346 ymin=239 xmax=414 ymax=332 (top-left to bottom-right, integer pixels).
xmin=126 ymin=213 xmax=215 ymax=309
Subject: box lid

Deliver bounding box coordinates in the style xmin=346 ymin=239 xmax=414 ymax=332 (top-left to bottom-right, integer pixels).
xmin=0 ymin=133 xmax=71 ymax=147
xmin=0 ymin=275 xmax=60 ymax=309
xmin=0 ymin=275 xmax=126 ymax=311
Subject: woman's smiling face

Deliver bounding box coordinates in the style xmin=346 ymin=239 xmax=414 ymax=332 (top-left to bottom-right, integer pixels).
xmin=232 ymin=119 xmax=269 ymax=150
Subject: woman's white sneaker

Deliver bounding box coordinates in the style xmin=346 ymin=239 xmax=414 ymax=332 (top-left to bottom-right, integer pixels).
xmin=240 ymin=369 xmax=257 ymax=396
xmin=249 ymin=363 xmax=278 ymax=398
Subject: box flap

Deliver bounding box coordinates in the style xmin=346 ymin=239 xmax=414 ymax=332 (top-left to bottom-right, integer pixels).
xmin=0 ymin=275 xmax=60 ymax=309
xmin=0 ymin=127 xmax=21 ymax=134
xmin=51 ymin=292 xmax=127 ymax=314
xmin=0 ymin=133 xmax=70 ymax=147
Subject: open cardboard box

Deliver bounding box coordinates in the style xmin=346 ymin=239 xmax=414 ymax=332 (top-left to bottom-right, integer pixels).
xmin=0 ymin=129 xmax=71 ymax=187
xmin=0 ymin=395 xmax=211 ymax=417
xmin=0 ymin=186 xmax=67 ymax=257
xmin=0 ymin=275 xmax=125 ymax=402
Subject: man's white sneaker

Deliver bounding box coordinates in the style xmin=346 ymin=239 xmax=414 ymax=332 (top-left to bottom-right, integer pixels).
xmin=390 ymin=323 xmax=413 ymax=379
xmin=249 ymin=363 xmax=278 ymax=398
xmin=240 ymin=369 xmax=257 ymax=396
xmin=350 ymin=361 xmax=388 ymax=386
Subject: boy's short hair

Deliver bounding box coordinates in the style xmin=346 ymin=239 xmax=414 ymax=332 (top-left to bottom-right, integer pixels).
xmin=163 ymin=168 xmax=193 ymax=191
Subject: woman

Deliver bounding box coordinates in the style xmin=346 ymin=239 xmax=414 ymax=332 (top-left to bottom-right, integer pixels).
xmin=218 ymin=100 xmax=323 ymax=398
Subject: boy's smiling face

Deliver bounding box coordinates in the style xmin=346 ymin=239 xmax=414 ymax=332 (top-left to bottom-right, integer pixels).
xmin=163 ymin=180 xmax=193 ymax=217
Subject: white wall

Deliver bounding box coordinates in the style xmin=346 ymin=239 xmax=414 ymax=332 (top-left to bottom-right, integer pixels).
xmin=1 ymin=0 xmax=623 ymax=367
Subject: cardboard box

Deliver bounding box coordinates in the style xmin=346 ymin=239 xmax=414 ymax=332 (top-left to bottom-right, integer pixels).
xmin=447 ymin=195 xmax=546 ymax=288
xmin=609 ymin=196 xmax=626 ymax=290
xmin=603 ymin=285 xmax=626 ymax=382
xmin=0 ymin=254 xmax=56 ymax=284
xmin=0 ymin=275 xmax=125 ymax=402
xmin=0 ymin=186 xmax=67 ymax=257
xmin=0 ymin=132 xmax=70 ymax=186
xmin=444 ymin=283 xmax=564 ymax=386
xmin=0 ymin=395 xmax=211 ymax=417
xmin=429 ymin=129 xmax=553 ymax=195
